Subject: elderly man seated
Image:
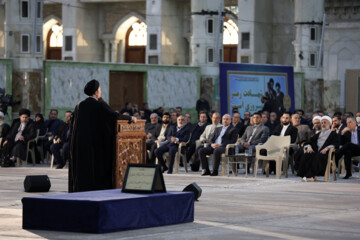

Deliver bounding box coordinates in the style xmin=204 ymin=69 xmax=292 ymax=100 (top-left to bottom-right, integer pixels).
xmin=154 ymin=115 xmax=190 ymax=174
xmin=3 ymin=109 xmax=36 ymax=165
xmin=191 ymin=112 xmax=222 ymax=171
xmin=199 ymin=114 xmax=238 ymax=176
xmin=335 ymin=117 xmax=360 ymax=179
xmin=296 ymin=116 xmax=339 ymax=182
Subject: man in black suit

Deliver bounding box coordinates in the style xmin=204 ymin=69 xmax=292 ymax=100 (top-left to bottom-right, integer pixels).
xmin=154 ymin=115 xmax=190 ymax=174
xmin=199 ymin=114 xmax=238 ymax=176
xmin=51 ymin=111 xmax=72 ymax=169
xmin=243 ymin=111 xmax=251 ymax=129
xmin=336 ymin=117 xmax=360 ymax=179
xmin=273 ymin=112 xmax=298 ymax=144
xmin=185 ymin=112 xmax=209 ymax=163
xmin=269 ymin=112 xmax=298 ymax=173
xmin=147 ymin=112 xmax=171 ymax=164
xmin=3 ymin=109 xmax=36 ymax=165
xmin=332 ymin=115 xmax=345 ymax=134
xmin=231 ymin=112 xmax=244 ymax=138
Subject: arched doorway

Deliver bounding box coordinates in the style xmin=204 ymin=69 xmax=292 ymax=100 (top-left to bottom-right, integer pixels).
xmin=46 ymin=23 xmax=63 ymax=60
xmin=125 ymin=21 xmax=147 ymax=63
xmin=223 ymin=18 xmax=238 ymax=62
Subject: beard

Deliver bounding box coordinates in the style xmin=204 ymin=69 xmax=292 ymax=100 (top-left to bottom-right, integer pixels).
xmin=163 ymin=120 xmax=169 ymax=124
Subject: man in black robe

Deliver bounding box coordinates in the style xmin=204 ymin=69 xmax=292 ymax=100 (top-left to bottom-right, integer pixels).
xmin=3 ymin=109 xmax=35 ymax=165
xmin=69 ymin=79 xmax=135 ymax=192
xmin=296 ymin=116 xmax=339 ymax=182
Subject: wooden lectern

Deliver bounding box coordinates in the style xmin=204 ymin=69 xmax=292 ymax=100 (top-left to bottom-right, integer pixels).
xmin=114 ymin=120 xmax=146 ymax=189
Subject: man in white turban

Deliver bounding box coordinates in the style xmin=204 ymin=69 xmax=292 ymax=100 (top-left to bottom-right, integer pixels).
xmin=296 ymin=116 xmax=339 ymax=182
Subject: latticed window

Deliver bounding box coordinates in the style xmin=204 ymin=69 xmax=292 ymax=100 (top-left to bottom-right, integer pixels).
xmin=49 ymin=24 xmax=63 ymax=47
xmin=223 ymin=19 xmax=238 ymax=45
xmin=128 ymin=21 xmax=147 ymax=46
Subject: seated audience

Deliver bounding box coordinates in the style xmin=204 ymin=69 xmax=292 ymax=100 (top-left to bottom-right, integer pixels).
xmin=291 ymin=113 xmax=313 ymax=146
xmin=199 ymin=114 xmax=238 ymax=176
xmin=50 ymin=111 xmax=72 ymax=169
xmin=237 ymin=112 xmax=269 ymax=154
xmin=120 ymin=102 xmax=134 ymax=116
xmin=268 ymin=112 xmax=298 ymax=173
xmin=170 ymin=112 xmax=177 ymax=126
xmin=332 ymin=115 xmax=345 ymax=134
xmin=192 ymin=112 xmax=222 ymax=171
xmin=154 ymin=115 xmax=190 ymax=174
xmin=296 ymin=116 xmax=339 ymax=182
xmin=43 ymin=109 xmax=63 ymax=157
xmin=335 ymin=117 xmax=360 ymax=179
xmin=0 ymin=111 xmax=10 ymax=146
xmin=147 ymin=112 xmax=171 ymax=164
xmin=2 ymin=109 xmax=36 ymax=165
xmin=267 ymin=112 xmax=280 ymax=135
xmin=185 ymin=112 xmax=209 ymax=164
xmin=33 ymin=113 xmax=47 ymax=163
xmin=296 ymin=109 xmax=308 ymax=125
xmin=312 ymin=116 xmax=322 ymax=135
xmin=184 ymin=113 xmax=193 ymax=129
xmin=231 ymin=112 xmax=244 ymax=138
xmin=145 ymin=113 xmax=161 ymax=162
xmin=141 ymin=103 xmax=152 ymax=122
xmin=176 ymin=107 xmax=183 ymax=116
xmin=243 ymin=111 xmax=251 ymax=129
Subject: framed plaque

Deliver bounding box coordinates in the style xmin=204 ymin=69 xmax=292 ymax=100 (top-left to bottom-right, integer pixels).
xmin=122 ymin=164 xmax=166 ymax=193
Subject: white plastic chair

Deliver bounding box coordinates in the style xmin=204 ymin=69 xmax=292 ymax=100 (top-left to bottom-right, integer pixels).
xmin=254 ymin=135 xmax=290 ymax=179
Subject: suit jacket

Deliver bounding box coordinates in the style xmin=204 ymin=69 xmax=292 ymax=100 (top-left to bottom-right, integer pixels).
xmin=190 ymin=122 xmax=209 ymax=142
xmin=155 ymin=123 xmax=171 ymax=141
xmin=167 ymin=124 xmax=191 ymax=146
xmin=240 ymin=124 xmax=269 ymax=145
xmin=6 ymin=119 xmax=36 ymax=143
xmin=273 ymin=124 xmax=298 ymax=144
xmin=306 ymin=130 xmax=339 ymax=152
xmin=340 ymin=127 xmax=360 ymax=146
xmin=210 ymin=125 xmax=238 ymax=147
xmin=55 ymin=121 xmax=70 ymax=142
xmin=231 ymin=121 xmax=244 ymax=138
xmin=199 ymin=123 xmax=222 ymax=142
xmin=145 ymin=122 xmax=161 ymax=140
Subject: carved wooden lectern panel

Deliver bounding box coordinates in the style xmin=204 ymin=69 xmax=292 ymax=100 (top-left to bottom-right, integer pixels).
xmin=115 ymin=120 xmax=146 ymax=189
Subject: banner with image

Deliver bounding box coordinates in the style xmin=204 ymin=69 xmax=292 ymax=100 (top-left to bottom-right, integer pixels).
xmin=220 ymin=63 xmax=294 ymax=117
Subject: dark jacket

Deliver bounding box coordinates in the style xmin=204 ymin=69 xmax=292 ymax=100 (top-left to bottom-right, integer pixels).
xmin=6 ymin=119 xmax=36 ymax=143
xmin=190 ymin=122 xmax=209 ymax=143
xmin=305 ymin=131 xmax=339 ymax=152
xmin=69 ymin=97 xmax=131 ymax=192
xmin=145 ymin=123 xmax=161 ymax=140
xmin=340 ymin=127 xmax=360 ymax=146
xmin=167 ymin=124 xmax=191 ymax=146
xmin=154 ymin=123 xmax=171 ymax=141
xmin=273 ymin=124 xmax=298 ymax=144
xmin=211 ymin=125 xmax=238 ymax=147
xmin=232 ymin=121 xmax=245 ymax=138
xmin=55 ymin=121 xmax=70 ymax=142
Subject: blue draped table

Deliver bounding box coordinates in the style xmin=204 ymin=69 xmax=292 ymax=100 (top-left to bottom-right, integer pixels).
xmin=22 ymin=190 xmax=194 ymax=233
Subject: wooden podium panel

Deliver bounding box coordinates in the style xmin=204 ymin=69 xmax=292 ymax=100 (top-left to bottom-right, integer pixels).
xmin=114 ymin=120 xmax=146 ymax=189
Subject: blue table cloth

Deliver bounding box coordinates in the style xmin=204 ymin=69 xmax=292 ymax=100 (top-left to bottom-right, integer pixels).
xmin=22 ymin=189 xmax=194 ymax=233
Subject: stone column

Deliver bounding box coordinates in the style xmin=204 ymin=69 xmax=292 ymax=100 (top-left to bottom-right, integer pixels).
xmin=110 ymin=40 xmax=119 ymax=63
xmin=103 ymin=40 xmax=110 ymax=62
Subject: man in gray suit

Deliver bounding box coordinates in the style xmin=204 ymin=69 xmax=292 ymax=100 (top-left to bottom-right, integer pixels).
xmin=199 ymin=114 xmax=238 ymax=176
xmin=238 ymin=112 xmax=269 ymax=153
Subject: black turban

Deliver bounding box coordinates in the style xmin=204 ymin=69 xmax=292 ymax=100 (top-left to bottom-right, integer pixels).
xmin=84 ymin=79 xmax=100 ymax=96
xmin=19 ymin=108 xmax=31 ymax=117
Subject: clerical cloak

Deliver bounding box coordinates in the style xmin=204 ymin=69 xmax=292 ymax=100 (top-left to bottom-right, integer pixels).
xmin=69 ymin=97 xmax=131 ymax=192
